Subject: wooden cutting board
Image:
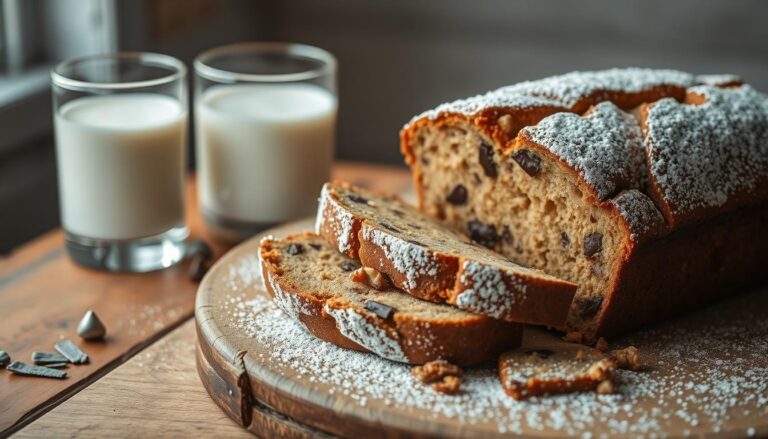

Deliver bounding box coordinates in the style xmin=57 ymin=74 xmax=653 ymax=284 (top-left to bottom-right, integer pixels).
xmin=195 ymin=218 xmax=768 ymax=438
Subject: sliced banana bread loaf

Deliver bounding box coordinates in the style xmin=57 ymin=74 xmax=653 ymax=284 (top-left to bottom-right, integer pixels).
xmin=401 ymin=68 xmax=768 ymax=342
xmin=316 ymin=181 xmax=578 ymax=329
xmin=259 ymin=232 xmax=522 ymax=366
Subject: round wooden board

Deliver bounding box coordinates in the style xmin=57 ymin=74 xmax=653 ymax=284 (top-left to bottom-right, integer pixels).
xmin=196 ymin=218 xmax=768 ymax=438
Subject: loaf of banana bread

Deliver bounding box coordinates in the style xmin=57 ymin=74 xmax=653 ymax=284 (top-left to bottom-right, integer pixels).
xmin=401 ymin=68 xmax=768 ymax=342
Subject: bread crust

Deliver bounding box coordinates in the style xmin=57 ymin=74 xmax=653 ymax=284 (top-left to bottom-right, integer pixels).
xmin=316 ymin=182 xmax=578 ymax=329
xmin=259 ymin=232 xmax=523 ymax=366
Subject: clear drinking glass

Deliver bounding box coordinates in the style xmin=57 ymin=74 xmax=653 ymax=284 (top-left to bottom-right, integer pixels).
xmin=52 ymin=52 xmax=189 ymax=272
xmin=194 ymin=42 xmax=337 ymax=241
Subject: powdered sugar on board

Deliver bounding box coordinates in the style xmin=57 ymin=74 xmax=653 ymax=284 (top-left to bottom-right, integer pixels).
xmin=643 ymin=85 xmax=768 ymax=224
xmin=406 ymin=68 xmax=694 ymax=127
xmin=521 ymin=101 xmax=646 ymax=201
xmin=221 ymin=251 xmax=768 ymax=436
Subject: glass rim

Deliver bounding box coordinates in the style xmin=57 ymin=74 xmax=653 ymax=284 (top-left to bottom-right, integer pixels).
xmin=51 ymin=52 xmax=187 ymax=91
xmin=194 ymin=42 xmax=336 ymax=83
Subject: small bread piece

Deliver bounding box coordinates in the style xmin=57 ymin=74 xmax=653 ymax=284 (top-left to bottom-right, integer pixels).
xmin=259 ymin=232 xmax=522 ymax=366
xmin=316 ymin=181 xmax=578 ymax=329
xmin=499 ymin=342 xmax=617 ymax=400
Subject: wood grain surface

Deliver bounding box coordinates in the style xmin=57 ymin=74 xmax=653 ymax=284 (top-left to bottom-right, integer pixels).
xmin=0 ymin=162 xmax=411 ymax=437
xmin=196 ymin=219 xmax=768 ymax=438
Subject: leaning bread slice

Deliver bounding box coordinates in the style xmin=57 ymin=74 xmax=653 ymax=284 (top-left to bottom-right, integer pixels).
xmin=316 ymin=181 xmax=578 ymax=329
xmin=259 ymin=232 xmax=522 ymax=366
xmin=498 ymin=332 xmax=616 ymax=400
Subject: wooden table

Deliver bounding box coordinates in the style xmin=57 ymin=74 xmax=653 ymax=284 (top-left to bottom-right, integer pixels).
xmin=0 ymin=162 xmax=412 ymax=438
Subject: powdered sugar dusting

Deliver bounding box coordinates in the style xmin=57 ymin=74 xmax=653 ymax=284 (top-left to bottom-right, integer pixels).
xmin=522 ymin=101 xmax=646 ymax=201
xmin=407 ymin=68 xmax=694 ymax=127
xmin=609 ymin=190 xmax=667 ymax=242
xmin=226 ymin=286 xmax=768 ymax=436
xmin=267 ymin=273 xmax=313 ymax=323
xmin=363 ymin=225 xmax=439 ymax=290
xmin=455 ymin=260 xmax=527 ymax=319
xmin=324 ymin=305 xmax=408 ymax=363
xmin=644 ymin=85 xmax=768 ymax=223
xmin=317 ymin=184 xmax=356 ymax=254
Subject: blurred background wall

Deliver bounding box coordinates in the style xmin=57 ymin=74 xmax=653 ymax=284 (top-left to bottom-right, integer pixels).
xmin=1 ymin=0 xmax=767 ymax=252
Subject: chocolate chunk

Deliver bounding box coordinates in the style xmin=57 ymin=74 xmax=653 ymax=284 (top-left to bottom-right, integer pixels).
xmin=309 ymin=243 xmax=322 ymax=250
xmin=0 ymin=350 xmax=9 ymax=367
xmin=468 ymin=220 xmax=499 ymax=249
xmin=525 ymin=349 xmax=555 ymax=359
xmin=560 ymin=231 xmax=571 ymax=248
xmin=364 ymin=300 xmax=395 ymax=320
xmin=7 ymin=361 xmax=67 ymax=379
xmin=187 ymin=240 xmax=213 ymax=261
xmin=286 ymin=243 xmax=304 ymax=255
xmin=478 ymin=141 xmax=498 ymax=178
xmin=77 ymin=310 xmax=107 ymax=341
xmin=347 ymin=194 xmax=368 ymax=204
xmin=502 ymin=226 xmax=514 ymax=245
xmin=575 ymin=296 xmax=604 ymax=318
xmin=188 ymin=253 xmax=211 ymax=283
xmin=54 ymin=340 xmax=89 ymax=364
xmin=32 ymin=352 xmax=69 ymax=365
xmin=339 ymin=261 xmax=358 ymax=272
xmin=512 ymin=149 xmax=542 ymax=176
xmin=446 ymin=184 xmax=468 ymax=205
xmin=583 ymin=232 xmax=603 ymax=258
xmin=379 ymin=222 xmax=401 ymax=233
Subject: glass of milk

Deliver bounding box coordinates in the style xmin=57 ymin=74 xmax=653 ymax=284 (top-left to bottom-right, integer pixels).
xmin=52 ymin=52 xmax=188 ymax=272
xmin=194 ymin=42 xmax=337 ymax=241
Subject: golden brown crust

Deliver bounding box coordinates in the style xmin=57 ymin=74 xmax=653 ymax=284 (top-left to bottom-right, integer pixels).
xmin=259 ymin=232 xmax=523 ymax=366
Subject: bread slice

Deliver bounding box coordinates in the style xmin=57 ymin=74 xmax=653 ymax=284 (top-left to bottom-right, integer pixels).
xmin=259 ymin=232 xmax=522 ymax=366
xmin=315 ymin=181 xmax=578 ymax=329
xmin=498 ymin=334 xmax=616 ymax=400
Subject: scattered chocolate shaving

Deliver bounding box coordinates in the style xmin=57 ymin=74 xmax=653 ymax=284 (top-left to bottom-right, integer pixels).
xmin=363 ymin=300 xmax=395 ymax=320
xmin=583 ymin=232 xmax=603 ymax=258
xmin=446 ymin=184 xmax=468 ymax=205
xmin=54 ymin=340 xmax=89 ymax=364
xmin=32 ymin=352 xmax=69 ymax=365
xmin=286 ymin=243 xmax=304 ymax=255
xmin=0 ymin=350 xmax=9 ymax=367
xmin=478 ymin=141 xmax=498 ymax=178
xmin=511 ymin=149 xmax=542 ymax=176
xmin=7 ymin=361 xmax=67 ymax=379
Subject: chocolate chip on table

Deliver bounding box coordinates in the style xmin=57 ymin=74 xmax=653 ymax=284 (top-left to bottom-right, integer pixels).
xmin=502 ymin=226 xmax=514 ymax=245
xmin=560 ymin=231 xmax=571 ymax=248
xmin=379 ymin=222 xmax=401 ymax=233
xmin=478 ymin=141 xmax=498 ymax=178
xmin=583 ymin=232 xmax=603 ymax=258
xmin=54 ymin=340 xmax=88 ymax=364
xmin=339 ymin=261 xmax=358 ymax=272
xmin=0 ymin=350 xmax=10 ymax=367
xmin=446 ymin=184 xmax=468 ymax=205
xmin=511 ymin=149 xmax=542 ymax=176
xmin=347 ymin=194 xmax=369 ymax=204
xmin=7 ymin=361 xmax=67 ymax=379
xmin=31 ymin=352 xmax=69 ymax=365
xmin=364 ymin=300 xmax=395 ymax=320
xmin=77 ymin=310 xmax=107 ymax=341
xmin=575 ymin=295 xmax=604 ymax=318
xmin=188 ymin=253 xmax=211 ymax=283
xmin=468 ymin=220 xmax=499 ymax=249
xmin=286 ymin=243 xmax=304 ymax=255
xmin=525 ymin=349 xmax=555 ymax=359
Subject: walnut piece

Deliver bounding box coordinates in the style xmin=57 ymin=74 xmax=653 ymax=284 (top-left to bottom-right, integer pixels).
xmin=350 ymin=267 xmax=390 ymax=290
xmin=433 ymin=375 xmax=462 ymax=395
xmin=610 ymin=346 xmax=642 ymax=371
xmin=411 ymin=359 xmax=463 ymax=384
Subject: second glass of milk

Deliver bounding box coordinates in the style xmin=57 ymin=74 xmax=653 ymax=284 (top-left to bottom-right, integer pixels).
xmin=52 ymin=53 xmax=188 ymax=272
xmin=194 ymin=43 xmax=337 ymax=241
